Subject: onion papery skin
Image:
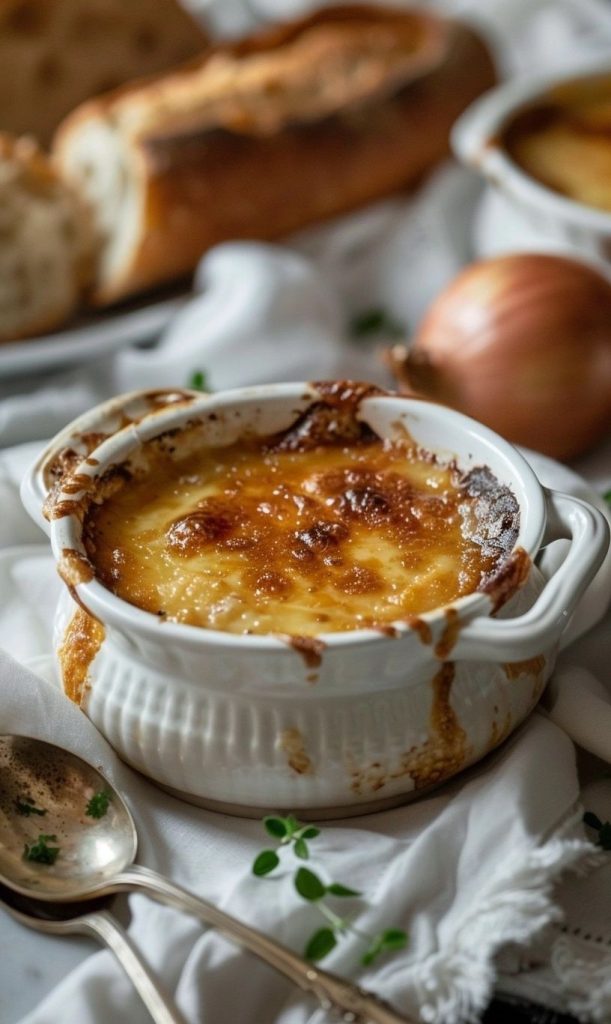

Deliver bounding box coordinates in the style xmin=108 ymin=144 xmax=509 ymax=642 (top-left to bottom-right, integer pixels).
xmin=393 ymin=253 xmax=611 ymax=461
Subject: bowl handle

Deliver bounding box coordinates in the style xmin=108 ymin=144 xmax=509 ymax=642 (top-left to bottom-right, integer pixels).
xmin=450 ymin=489 xmax=609 ymax=663
xmin=20 ymin=388 xmax=202 ymax=538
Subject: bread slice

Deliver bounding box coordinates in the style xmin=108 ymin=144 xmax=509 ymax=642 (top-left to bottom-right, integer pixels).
xmin=54 ymin=4 xmax=496 ymax=307
xmin=0 ymin=133 xmax=93 ymax=341
xmin=0 ymin=0 xmax=208 ymax=145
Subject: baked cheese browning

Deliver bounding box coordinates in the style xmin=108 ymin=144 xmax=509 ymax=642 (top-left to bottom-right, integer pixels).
xmin=58 ymin=608 xmax=105 ymax=705
xmin=504 ymin=78 xmax=611 ymax=212
xmin=83 ymin=429 xmax=519 ymax=637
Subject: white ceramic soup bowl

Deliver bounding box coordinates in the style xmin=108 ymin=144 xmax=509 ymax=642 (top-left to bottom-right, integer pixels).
xmin=22 ymin=384 xmax=609 ymax=816
xmin=452 ymin=62 xmax=611 ymax=264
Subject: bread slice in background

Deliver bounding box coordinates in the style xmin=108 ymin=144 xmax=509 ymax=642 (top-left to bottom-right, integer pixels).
xmin=54 ymin=4 xmax=496 ymax=308
xmin=0 ymin=133 xmax=93 ymax=341
xmin=0 ymin=0 xmax=209 ymax=145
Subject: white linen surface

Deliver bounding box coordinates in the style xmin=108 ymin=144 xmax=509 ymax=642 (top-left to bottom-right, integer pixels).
xmin=1 ymin=0 xmax=611 ymax=1022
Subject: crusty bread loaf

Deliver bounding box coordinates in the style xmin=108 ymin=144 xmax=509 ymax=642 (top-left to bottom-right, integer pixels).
xmin=0 ymin=133 xmax=92 ymax=341
xmin=54 ymin=5 xmax=496 ymax=307
xmin=0 ymin=0 xmax=208 ymax=145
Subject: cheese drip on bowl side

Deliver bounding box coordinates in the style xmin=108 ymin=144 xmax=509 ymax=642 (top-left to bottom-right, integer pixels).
xmin=82 ymin=408 xmax=520 ymax=637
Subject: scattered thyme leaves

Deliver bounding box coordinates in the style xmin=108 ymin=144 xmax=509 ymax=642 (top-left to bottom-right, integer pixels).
xmin=326 ymin=882 xmax=361 ymax=898
xmin=252 ymin=850 xmax=280 ymax=876
xmin=188 ymin=369 xmax=209 ymax=391
xmin=294 ymin=837 xmax=309 ymax=860
xmin=362 ymin=928 xmax=408 ymax=967
xmin=14 ymin=796 xmax=46 ymax=817
xmin=252 ymin=814 xmax=407 ymax=966
xmin=349 ymin=308 xmax=404 ymax=341
xmin=86 ymin=790 xmax=111 ymax=819
xmin=254 ymin=815 xmax=320 ymax=865
xmin=305 ymin=928 xmax=337 ymax=961
xmin=264 ymin=817 xmax=288 ymax=839
xmin=23 ymin=834 xmax=60 ymax=865
xmin=295 ymin=867 xmax=327 ymax=902
xmin=583 ymin=810 xmax=611 ymax=851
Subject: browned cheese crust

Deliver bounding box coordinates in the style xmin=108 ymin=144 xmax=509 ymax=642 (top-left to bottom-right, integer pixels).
xmin=80 ymin=386 xmax=522 ymax=637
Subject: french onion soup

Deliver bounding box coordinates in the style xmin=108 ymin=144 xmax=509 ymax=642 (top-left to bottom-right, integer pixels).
xmin=80 ymin=390 xmax=520 ymax=637
xmin=503 ymin=74 xmax=611 ymax=212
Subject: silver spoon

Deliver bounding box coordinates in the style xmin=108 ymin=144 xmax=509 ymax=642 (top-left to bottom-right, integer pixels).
xmin=0 ymin=881 xmax=186 ymax=1024
xmin=0 ymin=735 xmax=412 ymax=1024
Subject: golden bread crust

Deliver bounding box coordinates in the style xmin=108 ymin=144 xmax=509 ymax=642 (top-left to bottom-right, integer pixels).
xmin=54 ymin=5 xmax=496 ymax=306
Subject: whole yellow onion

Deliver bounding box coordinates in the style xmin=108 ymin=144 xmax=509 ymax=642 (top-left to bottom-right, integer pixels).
xmin=390 ymin=253 xmax=611 ymax=460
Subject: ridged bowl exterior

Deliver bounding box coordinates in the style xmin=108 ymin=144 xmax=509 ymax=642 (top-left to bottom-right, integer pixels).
xmin=54 ymin=575 xmax=553 ymax=812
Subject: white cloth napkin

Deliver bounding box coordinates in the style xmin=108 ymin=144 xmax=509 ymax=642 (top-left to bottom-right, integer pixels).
xmin=0 ymin=643 xmax=602 ymax=1024
xmin=1 ymin=1 xmax=611 ymax=1021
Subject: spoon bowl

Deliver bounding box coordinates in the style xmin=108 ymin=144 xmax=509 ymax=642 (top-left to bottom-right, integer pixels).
xmin=0 ymin=735 xmax=137 ymax=899
xmin=0 ymin=733 xmax=413 ymax=1024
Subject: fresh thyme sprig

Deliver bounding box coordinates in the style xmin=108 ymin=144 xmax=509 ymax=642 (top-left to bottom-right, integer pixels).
xmin=584 ymin=811 xmax=611 ymax=850
xmin=14 ymin=796 xmax=46 ymax=817
xmin=251 ymin=815 xmax=408 ymax=965
xmin=349 ymin=307 xmax=404 ymax=341
xmin=86 ymin=789 xmax=112 ymax=819
xmin=188 ymin=369 xmax=209 ymax=391
xmin=23 ymin=834 xmax=60 ymax=865
xmin=252 ymin=814 xmax=320 ymax=874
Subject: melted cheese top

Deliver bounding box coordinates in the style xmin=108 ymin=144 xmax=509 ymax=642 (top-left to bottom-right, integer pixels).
xmin=84 ymin=425 xmax=517 ymax=637
xmin=505 ymin=84 xmax=611 ymax=212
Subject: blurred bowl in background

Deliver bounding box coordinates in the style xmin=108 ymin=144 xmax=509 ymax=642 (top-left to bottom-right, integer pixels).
xmin=452 ymin=61 xmax=611 ymax=268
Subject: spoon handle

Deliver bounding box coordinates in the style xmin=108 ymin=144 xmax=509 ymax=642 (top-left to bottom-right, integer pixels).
xmin=116 ymin=865 xmax=413 ymax=1024
xmin=77 ymin=909 xmax=187 ymax=1024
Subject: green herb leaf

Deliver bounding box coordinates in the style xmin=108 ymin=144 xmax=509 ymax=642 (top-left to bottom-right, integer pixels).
xmin=598 ymin=823 xmax=611 ymax=851
xmin=15 ymin=797 xmax=46 ymax=817
xmin=294 ymin=837 xmax=309 ymax=860
xmin=362 ymin=927 xmax=407 ymax=965
xmin=361 ymin=934 xmax=384 ymax=966
xmin=603 ymin=489 xmax=611 ymax=507
xmin=252 ymin=815 xmax=408 ymax=970
xmin=349 ymin=308 xmax=404 ymax=340
xmin=305 ymin=927 xmax=337 ymax=961
xmin=264 ymin=816 xmax=288 ymax=839
xmin=188 ymin=370 xmax=208 ymax=391
xmin=86 ymin=790 xmax=111 ymax=819
xmin=379 ymin=928 xmax=408 ymax=950
xmin=326 ymin=882 xmax=361 ymax=898
xmin=295 ymin=867 xmax=326 ymax=901
xmin=252 ymin=850 xmax=280 ymax=876
xmin=23 ymin=834 xmax=60 ymax=865
xmin=584 ymin=811 xmax=603 ymax=831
